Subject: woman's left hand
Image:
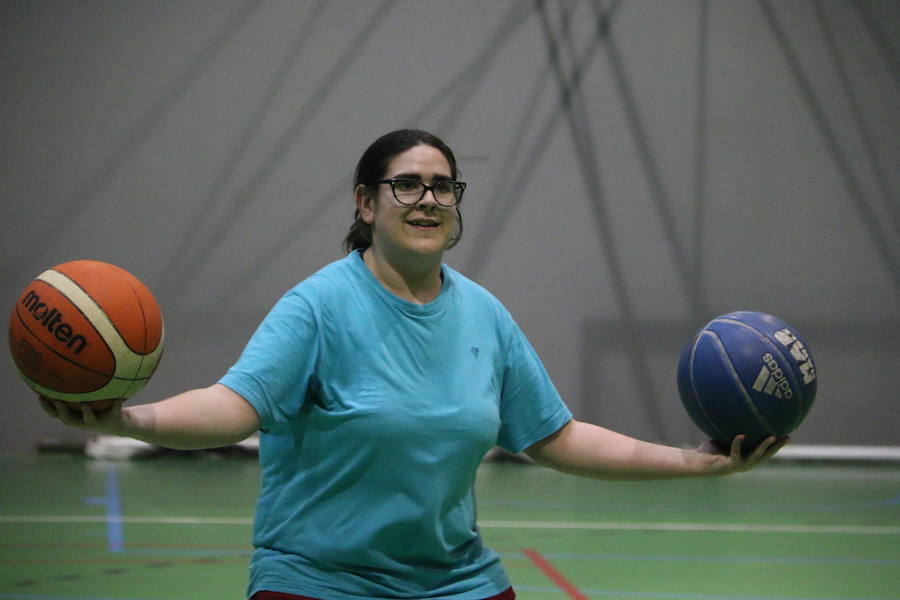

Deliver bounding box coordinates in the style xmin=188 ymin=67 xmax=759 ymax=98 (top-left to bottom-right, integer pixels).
xmin=698 ymin=435 xmax=790 ymax=475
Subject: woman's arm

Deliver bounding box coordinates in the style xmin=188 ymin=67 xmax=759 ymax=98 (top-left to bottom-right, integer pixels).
xmin=524 ymin=419 xmax=786 ymax=480
xmin=41 ymin=383 xmax=260 ymax=451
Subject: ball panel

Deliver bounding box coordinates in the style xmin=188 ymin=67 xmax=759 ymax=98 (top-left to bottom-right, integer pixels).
xmin=119 ymin=373 xmax=154 ymax=399
xmin=23 ymin=368 xmax=153 ymax=402
xmin=103 ymin=323 xmax=164 ymax=391
xmin=719 ymin=311 xmax=784 ymax=333
xmin=717 ymin=312 xmax=817 ymax=428
xmin=689 ymin=330 xmax=777 ymax=446
xmin=110 ymin=263 xmax=164 ymax=355
xmin=10 ymin=326 xmax=113 ymax=395
xmin=131 ymin=328 xmax=165 ymax=381
xmin=52 ymin=261 xmax=163 ymax=355
xmin=37 ymin=268 xmax=134 ymax=365
xmin=9 ymin=280 xmax=115 ymax=393
xmin=768 ymin=322 xmax=817 ymax=425
xmin=677 ymin=335 xmax=728 ymax=443
xmin=708 ymin=318 xmax=804 ymax=436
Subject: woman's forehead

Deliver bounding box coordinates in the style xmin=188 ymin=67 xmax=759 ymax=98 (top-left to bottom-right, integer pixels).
xmin=385 ymin=144 xmax=452 ymax=178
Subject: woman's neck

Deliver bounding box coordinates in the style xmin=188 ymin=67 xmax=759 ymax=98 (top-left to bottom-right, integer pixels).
xmin=362 ymin=246 xmax=443 ymax=305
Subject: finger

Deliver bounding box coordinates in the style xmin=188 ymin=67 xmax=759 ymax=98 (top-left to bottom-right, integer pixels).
xmin=81 ymin=404 xmax=98 ymax=427
xmin=91 ymin=400 xmax=125 ymax=423
xmin=106 ymin=399 xmax=126 ymax=414
xmin=39 ymin=397 xmax=59 ymax=418
xmin=747 ymin=436 xmax=777 ymax=464
xmin=51 ymin=400 xmax=72 ymax=424
xmin=54 ymin=401 xmax=83 ymax=427
xmin=730 ymin=435 xmax=746 ymax=460
xmin=761 ymin=436 xmax=790 ymax=461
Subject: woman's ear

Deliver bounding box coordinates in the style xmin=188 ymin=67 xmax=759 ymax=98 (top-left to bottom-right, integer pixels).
xmin=355 ymin=184 xmax=376 ymax=225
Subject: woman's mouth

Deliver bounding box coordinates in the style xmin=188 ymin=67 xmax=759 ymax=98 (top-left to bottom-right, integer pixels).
xmin=407 ymin=219 xmax=440 ymax=230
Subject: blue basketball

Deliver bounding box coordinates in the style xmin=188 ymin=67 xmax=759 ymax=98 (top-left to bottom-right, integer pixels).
xmin=677 ymin=311 xmax=817 ymax=448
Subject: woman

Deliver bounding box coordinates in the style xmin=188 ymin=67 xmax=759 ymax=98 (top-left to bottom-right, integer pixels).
xmin=43 ymin=129 xmax=784 ymax=600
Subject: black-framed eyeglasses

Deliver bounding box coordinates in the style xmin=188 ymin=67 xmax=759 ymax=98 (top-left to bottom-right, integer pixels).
xmin=363 ymin=178 xmax=466 ymax=207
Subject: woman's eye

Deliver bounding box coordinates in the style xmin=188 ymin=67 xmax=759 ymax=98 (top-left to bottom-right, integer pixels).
xmin=394 ymin=181 xmax=419 ymax=193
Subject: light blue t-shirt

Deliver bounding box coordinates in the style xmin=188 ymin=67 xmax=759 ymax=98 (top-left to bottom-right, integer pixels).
xmin=220 ymin=251 xmax=571 ymax=599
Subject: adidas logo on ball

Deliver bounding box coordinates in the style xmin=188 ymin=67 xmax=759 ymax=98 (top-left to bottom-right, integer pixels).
xmin=752 ymin=353 xmax=793 ymax=399
xmin=751 ymin=327 xmax=817 ymax=399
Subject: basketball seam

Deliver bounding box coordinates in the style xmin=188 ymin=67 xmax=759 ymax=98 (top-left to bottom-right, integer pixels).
xmin=110 ymin=264 xmax=165 ymax=393
xmin=109 ymin=264 xmax=160 ymax=355
xmin=38 ymin=269 xmax=120 ymax=375
xmin=715 ymin=317 xmax=805 ymax=431
xmin=40 ymin=269 xmax=131 ymax=358
xmin=705 ymin=329 xmax=777 ymax=438
xmin=687 ymin=333 xmax=731 ymax=443
xmin=23 ymin=375 xmax=157 ymax=403
xmin=12 ymin=302 xmax=113 ymax=392
xmin=58 ymin=267 xmax=147 ymax=355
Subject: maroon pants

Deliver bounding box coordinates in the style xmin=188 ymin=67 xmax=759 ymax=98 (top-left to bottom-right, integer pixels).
xmin=251 ymin=587 xmax=516 ymax=600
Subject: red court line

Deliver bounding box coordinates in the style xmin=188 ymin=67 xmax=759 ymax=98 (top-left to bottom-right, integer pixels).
xmin=522 ymin=548 xmax=588 ymax=600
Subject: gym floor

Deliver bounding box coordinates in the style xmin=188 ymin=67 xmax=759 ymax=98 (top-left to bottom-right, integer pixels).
xmin=1 ymin=452 xmax=897 ymax=600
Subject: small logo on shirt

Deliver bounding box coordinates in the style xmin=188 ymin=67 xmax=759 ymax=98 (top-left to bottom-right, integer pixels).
xmin=470 ymin=346 xmax=480 ymax=358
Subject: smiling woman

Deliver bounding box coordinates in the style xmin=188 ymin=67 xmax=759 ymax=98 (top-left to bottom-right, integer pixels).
xmin=344 ymin=128 xmax=465 ymax=256
xmin=40 ymin=128 xmax=784 ymax=600
xmin=353 ymin=142 xmax=463 ymax=303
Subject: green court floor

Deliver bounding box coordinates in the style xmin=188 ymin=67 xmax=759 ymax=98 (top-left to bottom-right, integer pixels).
xmin=1 ymin=453 xmax=897 ymax=600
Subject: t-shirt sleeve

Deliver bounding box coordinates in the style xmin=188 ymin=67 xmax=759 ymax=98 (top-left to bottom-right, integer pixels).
xmin=218 ymin=289 xmax=319 ymax=429
xmin=496 ymin=319 xmax=572 ymax=454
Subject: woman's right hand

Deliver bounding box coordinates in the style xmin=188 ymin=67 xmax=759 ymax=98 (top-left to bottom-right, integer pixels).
xmin=38 ymin=385 xmax=258 ymax=450
xmin=39 ymin=396 xmax=134 ymax=437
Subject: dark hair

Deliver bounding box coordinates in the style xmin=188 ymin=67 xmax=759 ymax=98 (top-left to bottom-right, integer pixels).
xmin=343 ymin=128 xmax=463 ymax=253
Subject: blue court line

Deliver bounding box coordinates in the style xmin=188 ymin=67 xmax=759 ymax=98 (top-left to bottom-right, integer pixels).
xmin=103 ymin=466 xmax=125 ymax=553
xmin=81 ymin=466 xmax=124 ymax=553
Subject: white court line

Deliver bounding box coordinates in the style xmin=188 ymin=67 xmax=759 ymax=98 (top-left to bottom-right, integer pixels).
xmin=1 ymin=515 xmax=898 ymax=535
xmin=0 ymin=515 xmax=252 ymax=525
xmin=478 ymin=520 xmax=900 ymax=535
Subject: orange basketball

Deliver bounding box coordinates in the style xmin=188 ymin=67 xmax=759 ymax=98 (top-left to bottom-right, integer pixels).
xmin=8 ymin=260 xmax=165 ymax=410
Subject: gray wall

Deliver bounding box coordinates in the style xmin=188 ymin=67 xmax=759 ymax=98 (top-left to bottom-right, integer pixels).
xmin=2 ymin=0 xmax=898 ymax=452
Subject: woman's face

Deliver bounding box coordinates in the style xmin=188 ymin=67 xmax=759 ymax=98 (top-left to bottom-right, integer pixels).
xmin=357 ymin=144 xmax=458 ymax=261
